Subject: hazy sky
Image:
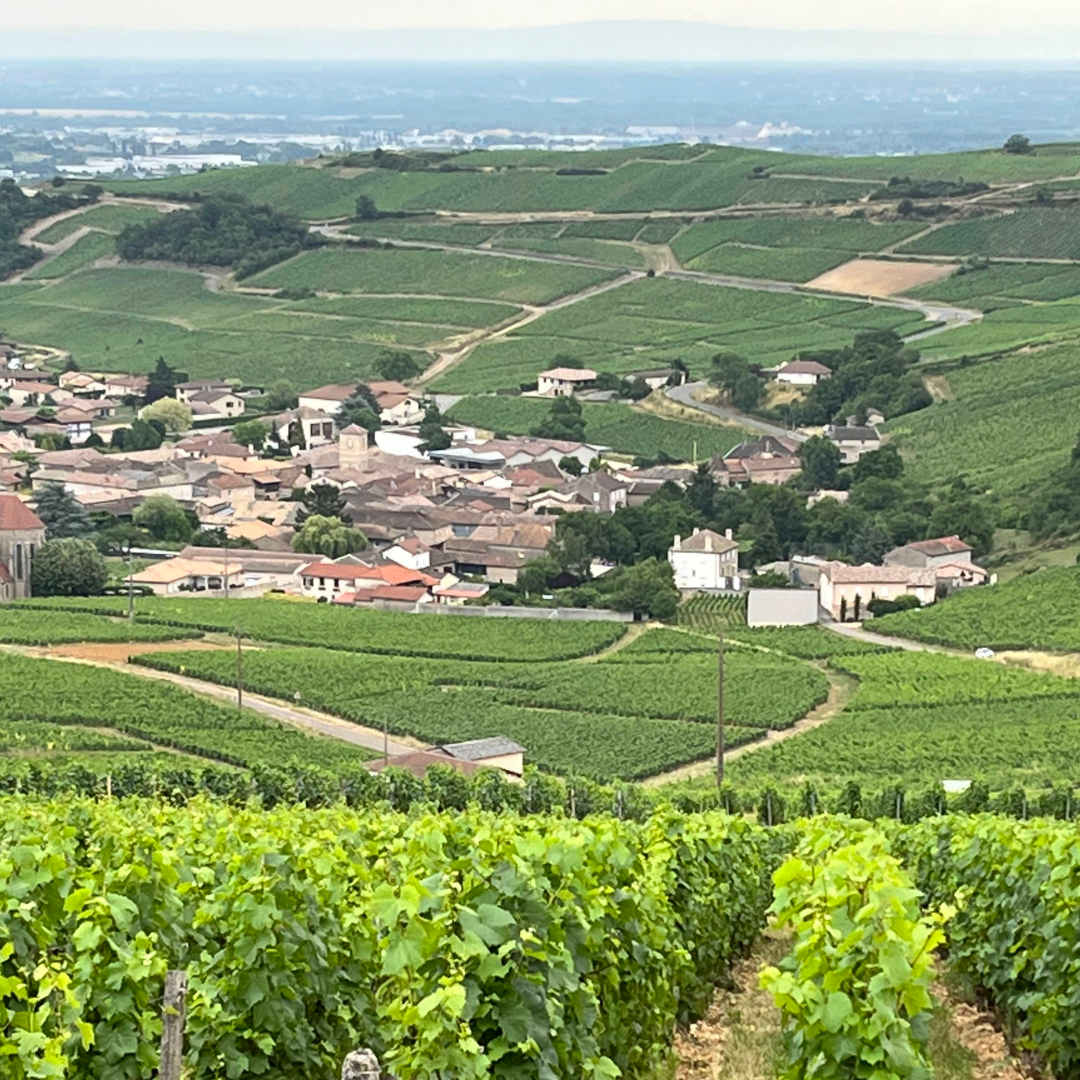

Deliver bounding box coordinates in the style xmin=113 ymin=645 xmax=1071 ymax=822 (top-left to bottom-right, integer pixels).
xmin=10 ymin=0 xmax=1080 ymax=34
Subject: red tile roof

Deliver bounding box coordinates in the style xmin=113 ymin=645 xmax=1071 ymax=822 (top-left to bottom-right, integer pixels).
xmin=0 ymin=495 xmax=44 ymax=532
xmin=906 ymin=535 xmax=972 ymax=556
xmin=360 ymin=584 xmax=430 ymax=603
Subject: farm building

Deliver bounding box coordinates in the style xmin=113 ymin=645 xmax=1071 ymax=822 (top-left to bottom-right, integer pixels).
xmin=747 ymin=588 xmax=820 ymax=627
xmin=536 ymin=367 xmax=598 ymax=397
xmin=774 ymin=360 xmax=832 ymax=386
xmin=668 ymin=528 xmax=740 ymax=591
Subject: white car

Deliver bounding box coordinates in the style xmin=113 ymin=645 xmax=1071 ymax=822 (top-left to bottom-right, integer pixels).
xmin=974 ymin=647 xmax=995 ymax=660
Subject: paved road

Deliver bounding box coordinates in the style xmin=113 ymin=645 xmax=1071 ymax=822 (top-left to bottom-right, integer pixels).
xmin=824 ymin=621 xmax=953 ymax=653
xmin=665 ymin=381 xmax=807 ymax=442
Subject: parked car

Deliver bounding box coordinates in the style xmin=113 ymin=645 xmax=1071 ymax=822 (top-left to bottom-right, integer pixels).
xmin=975 ymin=647 xmax=995 ymax=660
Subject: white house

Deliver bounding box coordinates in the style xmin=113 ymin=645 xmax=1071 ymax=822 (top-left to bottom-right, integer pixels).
xmin=176 ymin=380 xmax=231 ymax=404
xmin=668 ymin=528 xmax=740 ymax=591
xmin=124 ymin=557 xmax=244 ymax=595
xmin=536 ymin=367 xmax=597 ymax=397
xmin=825 ymin=424 xmax=881 ymax=464
xmin=297 ymin=384 xmax=357 ymax=415
xmin=187 ymin=389 xmax=246 ymax=420
xmin=775 ymin=360 xmax=832 ymax=386
xmin=272 ymin=407 xmax=336 ymax=448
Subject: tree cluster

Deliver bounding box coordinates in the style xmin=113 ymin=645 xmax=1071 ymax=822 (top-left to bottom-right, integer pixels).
xmin=1028 ymin=431 xmax=1080 ymax=539
xmin=530 ymin=397 xmax=587 ymax=442
xmin=115 ymin=194 xmax=317 ymax=279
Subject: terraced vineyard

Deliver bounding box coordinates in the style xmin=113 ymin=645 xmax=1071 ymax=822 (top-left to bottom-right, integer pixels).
xmin=899 ymin=208 xmax=1080 ymax=259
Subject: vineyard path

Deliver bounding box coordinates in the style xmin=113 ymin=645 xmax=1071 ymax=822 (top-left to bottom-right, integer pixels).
xmin=641 ymin=667 xmax=857 ymax=787
xmin=16 ymin=645 xmax=424 ymax=757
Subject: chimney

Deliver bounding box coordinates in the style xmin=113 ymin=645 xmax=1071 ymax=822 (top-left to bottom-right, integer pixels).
xmin=725 ymin=528 xmax=733 ymax=540
xmin=692 ymin=527 xmax=700 ymax=536
xmin=673 ymin=534 xmax=681 ymax=549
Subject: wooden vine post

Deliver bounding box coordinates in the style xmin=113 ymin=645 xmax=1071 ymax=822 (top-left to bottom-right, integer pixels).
xmin=159 ymin=970 xmax=188 ymax=1080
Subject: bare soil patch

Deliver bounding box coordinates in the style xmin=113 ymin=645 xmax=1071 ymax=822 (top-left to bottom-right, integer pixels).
xmin=44 ymin=640 xmax=228 ymax=664
xmin=808 ymin=258 xmax=956 ymax=297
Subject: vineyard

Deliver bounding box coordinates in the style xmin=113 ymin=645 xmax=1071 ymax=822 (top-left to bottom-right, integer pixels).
xmin=678 ymin=593 xmax=747 ymax=633
xmin=0 ymin=653 xmax=374 ymax=773
xmin=872 ymin=565 xmax=1080 ymax=650
xmin=899 ymin=208 xmax=1080 ymax=259
xmin=133 ymin=632 xmax=829 ymax=780
xmin=11 ymin=597 xmax=627 ymax=660
xmin=0 ymin=608 xmax=202 ymax=645
xmin=3 ymin=795 xmax=1079 ymax=1080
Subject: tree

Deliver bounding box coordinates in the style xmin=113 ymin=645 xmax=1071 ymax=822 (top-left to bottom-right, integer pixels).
xmin=375 ymin=351 xmax=423 ymax=382
xmin=292 ymin=515 xmax=368 ymax=557
xmin=926 ymin=480 xmax=995 ymax=557
xmin=339 ymin=386 xmax=382 ymax=434
xmin=852 ymin=444 xmax=904 ymax=483
xmin=749 ymin=508 xmax=782 ymax=567
xmin=34 ymin=482 xmax=93 ymax=540
xmin=731 ymin=370 xmax=764 ymax=412
xmin=799 ymin=435 xmax=842 ymax=490
xmin=355 ymin=194 xmax=378 ymax=220
xmin=530 ymin=397 xmax=586 ymax=442
xmin=686 ymin=463 xmax=718 ymax=517
xmin=517 ymin=555 xmax=563 ymax=598
xmin=61 ymin=355 xmax=80 ymax=373
xmin=1002 ymin=134 xmax=1033 ymax=155
xmin=31 ymin=538 xmax=108 ymax=597
xmin=265 ymin=379 xmax=298 ymax=412
xmin=748 ymin=570 xmax=791 ymax=589
xmin=143 ymin=357 xmax=187 ymax=405
xmin=111 ymin=419 xmax=163 ymax=452
xmin=296 ymin=481 xmax=352 ymax=525
xmin=141 ymin=397 xmax=192 ymax=434
xmin=897 ymin=198 xmax=915 ymax=217
xmin=607 ymin=559 xmax=679 ymax=620
xmin=133 ymin=494 xmax=193 ymax=544
xmin=849 ymin=520 xmax=891 ymax=564
xmin=418 ymin=420 xmax=451 ymax=454
xmin=559 ymin=455 xmax=584 ymax=477
xmin=233 ymin=419 xmax=271 ymax=452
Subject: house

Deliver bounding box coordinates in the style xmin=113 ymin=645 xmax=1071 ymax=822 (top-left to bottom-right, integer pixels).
xmin=712 ymin=436 xmax=802 ymax=487
xmin=296 ymin=559 xmax=440 ymax=601
xmin=367 ymin=381 xmax=424 ymax=426
xmin=536 ymin=367 xmax=597 ymax=397
xmin=383 ymin=536 xmax=431 ymax=570
xmin=297 ymin=384 xmax=357 ymax=415
xmin=0 ymin=495 xmax=45 ymax=600
xmin=441 ymin=736 xmax=526 ymax=779
xmin=825 ymin=424 xmax=881 ymax=464
xmin=366 ymin=736 xmax=525 ymax=780
xmin=428 ymin=447 xmax=508 ymax=472
xmin=271 ymin=408 xmax=336 ymax=448
xmin=58 ymin=371 xmax=107 ymax=397
xmin=774 ymin=360 xmax=832 ymax=386
xmin=206 ymin=473 xmax=257 ymax=512
xmin=124 ymin=556 xmax=245 ymax=596
xmin=668 ymin=528 xmax=740 ymax=591
xmin=186 ymin=389 xmax=246 ymax=420
xmin=884 ymin=535 xmax=973 ymax=570
xmin=175 ymin=379 xmax=231 ymax=404
xmin=102 ymin=374 xmax=149 ymax=400
xmin=817 ymin=562 xmax=937 ymax=622
xmin=52 ymin=408 xmax=95 ymax=444
xmin=528 ymin=471 xmax=629 ymax=515
xmin=5 ymin=381 xmax=67 ymax=409
xmin=176 ymin=546 xmax=314 ymax=590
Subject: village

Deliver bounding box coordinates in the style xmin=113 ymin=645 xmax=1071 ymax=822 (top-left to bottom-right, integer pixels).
xmin=0 ymin=353 xmax=990 ymax=621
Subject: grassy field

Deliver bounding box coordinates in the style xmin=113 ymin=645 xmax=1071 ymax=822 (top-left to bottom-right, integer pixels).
xmin=431 ymin=276 xmax=927 ymax=393
xmin=447 ymin=396 xmax=747 ymax=459
xmin=681 ymin=245 xmax=851 ymax=282
xmin=899 ymin=209 xmax=1080 ymax=259
xmin=287 ymin=293 xmax=522 ymax=327
xmin=22 ymin=232 xmax=116 ymax=280
xmin=914 ymin=296 xmax=1080 ymax=360
xmin=885 ymin=341 xmax=1080 ymax=495
xmin=489 ymin=235 xmax=648 ymax=268
xmin=249 ymin=245 xmax=622 ymax=303
xmin=34 ymin=203 xmax=166 ymax=244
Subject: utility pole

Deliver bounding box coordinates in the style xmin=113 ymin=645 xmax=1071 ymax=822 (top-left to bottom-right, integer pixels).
xmin=235 ymin=628 xmax=243 ymax=712
xmin=383 ymin=716 xmax=389 ymax=766
xmin=222 ymin=532 xmax=229 ymax=601
xmin=716 ymin=628 xmax=725 ymax=789
xmin=125 ymin=544 xmax=134 ymax=621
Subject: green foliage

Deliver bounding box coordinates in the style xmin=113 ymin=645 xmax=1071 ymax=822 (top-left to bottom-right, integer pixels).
xmin=0 ymin=179 xmax=94 ymax=279
xmin=34 ymin=482 xmax=93 ymax=540
xmin=900 ymin=208 xmax=1080 ymax=259
xmin=0 ymin=609 xmax=201 ymax=646
xmin=231 ymin=418 xmax=271 ymax=451
xmin=34 ymin=202 xmax=164 ymax=244
xmin=374 ymin=349 xmax=423 ymax=381
xmin=140 ymin=396 xmax=192 ymax=433
xmin=15 ymin=596 xmax=628 ymax=661
xmin=874 ymin=566 xmax=1080 ymax=651
xmin=0 ymin=797 xmax=773 ymax=1080
xmin=250 ymin=246 xmax=620 ymax=305
xmin=132 ymin=495 xmax=193 ymax=544
xmin=678 ymin=593 xmax=747 ymax=633
xmin=727 ymin=625 xmax=891 ymax=659
xmin=30 ymin=539 xmax=108 ymax=597
xmin=296 ymin=481 xmax=351 ymax=525
xmin=899 ymin=815 xmax=1080 ymax=1079
xmin=529 ymin=395 xmax=586 ymax=441
xmin=292 ymin=515 xmax=368 ymax=557
xmin=23 ymin=231 xmax=116 ymax=280
xmin=762 ymin=825 xmax=947 ymax=1080
xmin=799 ymin=435 xmax=842 ymax=489
xmin=116 ymin=194 xmax=315 ymax=278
